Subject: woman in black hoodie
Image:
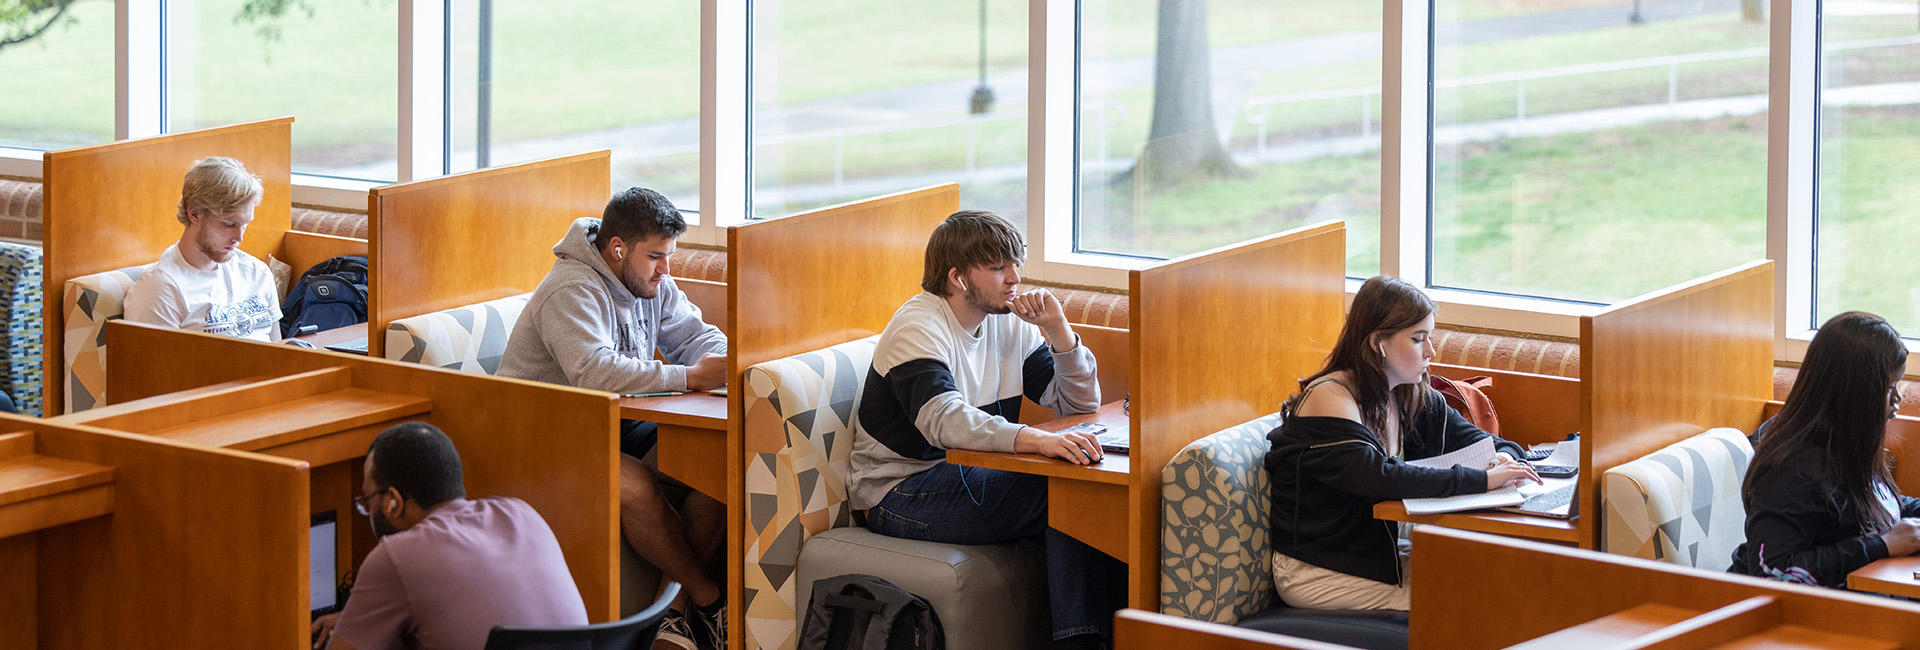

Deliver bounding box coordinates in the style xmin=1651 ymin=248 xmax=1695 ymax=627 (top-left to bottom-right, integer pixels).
xmin=1729 ymin=311 xmax=1914 ymax=588
xmin=1264 ymin=276 xmax=1538 ymax=610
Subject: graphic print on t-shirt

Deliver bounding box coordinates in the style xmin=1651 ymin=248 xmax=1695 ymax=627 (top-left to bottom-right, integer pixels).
xmin=204 ymin=295 xmax=279 ymax=339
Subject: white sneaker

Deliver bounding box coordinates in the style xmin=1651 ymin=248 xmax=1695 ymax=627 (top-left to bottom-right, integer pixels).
xmin=654 ymin=609 xmax=697 ymax=650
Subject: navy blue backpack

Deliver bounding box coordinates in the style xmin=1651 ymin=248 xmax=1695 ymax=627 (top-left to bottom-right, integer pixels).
xmin=280 ymin=256 xmax=369 ymax=338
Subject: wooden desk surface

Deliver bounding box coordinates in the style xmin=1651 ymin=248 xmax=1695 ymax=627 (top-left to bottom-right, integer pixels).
xmin=1373 ymin=501 xmax=1580 ymax=544
xmin=146 ymin=388 xmax=431 ymax=458
xmin=1848 ymin=555 xmax=1920 ymax=598
xmin=0 ymin=432 xmax=116 ymax=539
xmin=619 ymin=392 xmax=727 ymax=430
xmin=294 ymin=324 xmax=369 ymax=349
xmin=946 ymin=401 xmax=1131 ymax=485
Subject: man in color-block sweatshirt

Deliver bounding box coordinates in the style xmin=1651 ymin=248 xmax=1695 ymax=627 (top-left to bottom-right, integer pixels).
xmin=849 ymin=209 xmax=1125 ymax=650
xmin=499 ymin=187 xmax=727 ymax=650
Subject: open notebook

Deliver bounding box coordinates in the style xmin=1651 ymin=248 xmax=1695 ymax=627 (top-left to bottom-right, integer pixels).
xmin=1400 ymin=438 xmax=1578 ymax=515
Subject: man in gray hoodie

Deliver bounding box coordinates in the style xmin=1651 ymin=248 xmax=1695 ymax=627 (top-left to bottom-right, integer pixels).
xmin=499 ymin=187 xmax=727 ymax=650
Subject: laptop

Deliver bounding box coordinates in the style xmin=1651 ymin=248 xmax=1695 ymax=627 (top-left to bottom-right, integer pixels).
xmin=324 ymin=337 xmax=369 ymax=356
xmin=1497 ymin=476 xmax=1580 ymax=519
xmin=311 ymin=510 xmax=341 ymax=619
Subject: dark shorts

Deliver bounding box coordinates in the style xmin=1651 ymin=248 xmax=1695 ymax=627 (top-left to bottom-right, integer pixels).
xmin=620 ymin=419 xmax=659 ymax=459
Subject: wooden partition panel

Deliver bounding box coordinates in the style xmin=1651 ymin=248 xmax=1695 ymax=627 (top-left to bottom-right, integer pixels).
xmin=1411 ymin=526 xmax=1920 ymax=650
xmin=99 ymin=323 xmax=623 ymax=621
xmin=679 ymin=277 xmax=730 ymax=339
xmin=18 ymin=415 xmax=312 ymax=649
xmin=1127 ymin=220 xmax=1346 ymax=607
xmin=281 ymin=230 xmax=371 ymax=279
xmin=1578 ymin=261 xmax=1774 ymax=549
xmin=41 ymin=117 xmax=296 ymax=414
xmin=366 ymin=151 xmax=610 ymax=357
xmin=731 ymin=184 xmax=956 ymax=647
xmin=1430 ymin=363 xmax=1581 ymax=448
xmin=1017 ymin=322 xmax=1130 ymax=425
xmin=1114 ymin=610 xmax=1352 ymax=650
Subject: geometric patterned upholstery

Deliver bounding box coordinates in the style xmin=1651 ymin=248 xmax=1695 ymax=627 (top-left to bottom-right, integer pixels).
xmin=61 ymin=265 xmax=147 ymax=413
xmin=740 ymin=336 xmax=877 ymax=650
xmin=0 ymin=242 xmax=43 ymax=415
xmin=381 ymin=293 xmax=530 ymax=375
xmin=1601 ymin=427 xmax=1753 ymax=571
xmin=1160 ymin=412 xmax=1286 ymax=624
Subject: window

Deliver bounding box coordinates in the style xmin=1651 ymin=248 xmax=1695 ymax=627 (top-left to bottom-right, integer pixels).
xmin=1816 ymin=6 xmax=1920 ymax=334
xmin=166 ymin=0 xmax=398 ymax=181
xmin=750 ymin=0 xmax=1029 ymax=224
xmin=1076 ymin=0 xmax=1383 ymax=272
xmin=0 ymin=0 xmax=114 ymax=150
xmin=449 ymin=0 xmax=700 ymax=210
xmin=1429 ymin=1 xmax=1769 ymax=303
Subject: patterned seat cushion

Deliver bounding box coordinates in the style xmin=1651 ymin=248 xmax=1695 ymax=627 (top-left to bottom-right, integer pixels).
xmin=62 ymin=265 xmax=147 ymax=413
xmin=382 ymin=293 xmax=530 ymax=374
xmin=1160 ymin=412 xmax=1286 ymax=624
xmin=740 ymin=336 xmax=877 ymax=650
xmin=0 ymin=243 xmax=43 ymax=415
xmin=1602 ymin=427 xmax=1752 ymax=570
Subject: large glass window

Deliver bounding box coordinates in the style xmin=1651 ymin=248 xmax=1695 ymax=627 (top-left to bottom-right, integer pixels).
xmin=1816 ymin=6 xmax=1920 ymax=334
xmin=0 ymin=0 xmax=114 ymax=150
xmin=449 ymin=0 xmax=699 ymax=210
xmin=1430 ymin=1 xmax=1769 ymax=303
xmin=1076 ymin=1 xmax=1383 ymax=272
xmin=166 ymin=0 xmax=398 ymax=181
xmin=750 ymin=0 xmax=1029 ymax=223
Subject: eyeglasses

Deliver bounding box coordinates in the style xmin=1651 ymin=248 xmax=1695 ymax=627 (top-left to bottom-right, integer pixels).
xmin=353 ymin=489 xmax=385 ymax=516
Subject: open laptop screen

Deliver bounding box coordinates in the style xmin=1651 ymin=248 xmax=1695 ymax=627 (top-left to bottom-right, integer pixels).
xmin=310 ymin=510 xmax=339 ymax=616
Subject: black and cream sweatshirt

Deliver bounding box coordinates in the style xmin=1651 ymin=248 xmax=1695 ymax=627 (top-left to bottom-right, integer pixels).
xmin=849 ymin=292 xmax=1100 ymax=510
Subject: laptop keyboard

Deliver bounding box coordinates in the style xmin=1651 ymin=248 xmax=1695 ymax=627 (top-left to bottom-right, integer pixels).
xmin=1525 ymin=484 xmax=1576 ymax=511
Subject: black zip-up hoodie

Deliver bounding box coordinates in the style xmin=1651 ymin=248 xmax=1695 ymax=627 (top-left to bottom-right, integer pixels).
xmin=1265 ymin=398 xmax=1524 ymax=585
xmin=1728 ymin=447 xmax=1920 ymax=588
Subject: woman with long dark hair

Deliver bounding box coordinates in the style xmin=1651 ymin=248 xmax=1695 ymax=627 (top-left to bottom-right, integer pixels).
xmin=1730 ymin=311 xmax=1913 ymax=587
xmin=1264 ymin=276 xmax=1538 ymax=610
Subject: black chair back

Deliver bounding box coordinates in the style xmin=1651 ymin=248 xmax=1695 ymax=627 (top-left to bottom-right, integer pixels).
xmin=483 ymin=581 xmax=682 ymax=650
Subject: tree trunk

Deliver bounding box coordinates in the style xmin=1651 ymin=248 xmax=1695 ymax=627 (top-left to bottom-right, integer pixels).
xmin=1127 ymin=0 xmax=1243 ymax=191
xmin=1742 ymin=0 xmax=1765 ymax=22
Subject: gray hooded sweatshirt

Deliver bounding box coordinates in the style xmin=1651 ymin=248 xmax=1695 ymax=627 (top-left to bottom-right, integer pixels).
xmin=498 ymin=217 xmax=727 ymax=393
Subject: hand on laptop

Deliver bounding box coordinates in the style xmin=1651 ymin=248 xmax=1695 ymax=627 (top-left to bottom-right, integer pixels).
xmin=1486 ymin=454 xmax=1541 ymax=489
xmin=312 ymin=613 xmax=338 ymax=649
xmin=1016 ymin=425 xmax=1104 ymax=465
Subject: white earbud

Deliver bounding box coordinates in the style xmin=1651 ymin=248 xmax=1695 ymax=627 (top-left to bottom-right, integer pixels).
xmin=1378 ymin=343 xmax=1388 ymax=357
xmin=615 ymin=247 xmax=624 ymax=261
xmin=958 ymin=279 xmax=969 ymax=292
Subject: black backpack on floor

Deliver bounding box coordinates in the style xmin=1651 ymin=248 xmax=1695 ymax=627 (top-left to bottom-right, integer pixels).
xmin=798 ymin=574 xmax=944 ymax=650
xmin=280 ymin=256 xmax=369 ymax=338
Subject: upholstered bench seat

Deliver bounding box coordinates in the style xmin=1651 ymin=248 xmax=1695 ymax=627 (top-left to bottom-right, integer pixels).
xmin=1162 ymin=412 xmax=1411 ymax=649
xmin=795 ymin=527 xmax=1050 ymax=650
xmin=1602 ymin=427 xmax=1753 ymax=570
xmin=383 ymin=293 xmax=531 ymax=373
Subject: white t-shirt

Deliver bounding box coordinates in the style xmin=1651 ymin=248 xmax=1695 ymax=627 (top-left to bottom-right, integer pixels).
xmin=123 ymin=243 xmax=281 ymax=342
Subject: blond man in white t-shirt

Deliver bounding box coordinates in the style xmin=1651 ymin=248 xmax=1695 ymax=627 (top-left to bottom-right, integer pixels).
xmin=124 ymin=156 xmax=282 ymax=342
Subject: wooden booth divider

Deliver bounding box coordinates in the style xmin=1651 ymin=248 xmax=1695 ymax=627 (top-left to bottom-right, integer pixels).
xmin=731 ymin=184 xmax=956 ymax=650
xmin=41 ymin=117 xmax=368 ymax=414
xmin=1122 ymin=220 xmax=1348 ymax=606
xmin=0 ymin=413 xmax=310 ymax=649
xmin=1411 ymin=526 xmax=1920 ymax=649
xmin=1114 ymin=609 xmax=1352 ymax=650
xmin=63 ymin=322 xmax=623 ymax=626
xmin=1575 ymin=260 xmax=1775 ymax=550
xmin=365 ymin=150 xmax=611 ymax=358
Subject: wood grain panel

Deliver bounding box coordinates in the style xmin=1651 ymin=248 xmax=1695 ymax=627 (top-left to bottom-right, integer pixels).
xmin=1430 ymin=363 xmax=1581 ymax=448
xmin=97 ymin=322 xmax=623 ymax=622
xmin=1411 ymin=526 xmax=1920 ymax=650
xmin=729 ymin=184 xmax=956 ymax=650
xmin=366 ymin=151 xmax=609 ymax=357
xmin=1114 ymin=609 xmax=1356 ymax=650
xmin=1018 ymin=323 xmax=1129 ymax=425
xmin=23 ymin=414 xmax=312 ymax=650
xmin=679 ymin=277 xmax=730 ymax=339
xmin=1579 ymin=261 xmax=1774 ymax=549
xmin=1126 ymin=220 xmax=1346 ymax=607
xmin=41 ymin=117 xmax=296 ymax=415
xmin=1887 ymin=414 xmax=1920 ymax=495
xmin=280 ymin=230 xmax=370 ymax=278
xmin=0 ymin=534 xmax=31 ymax=649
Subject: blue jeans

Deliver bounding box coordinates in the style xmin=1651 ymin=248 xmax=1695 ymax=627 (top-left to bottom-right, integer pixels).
xmin=867 ymin=462 xmax=1126 ymax=642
